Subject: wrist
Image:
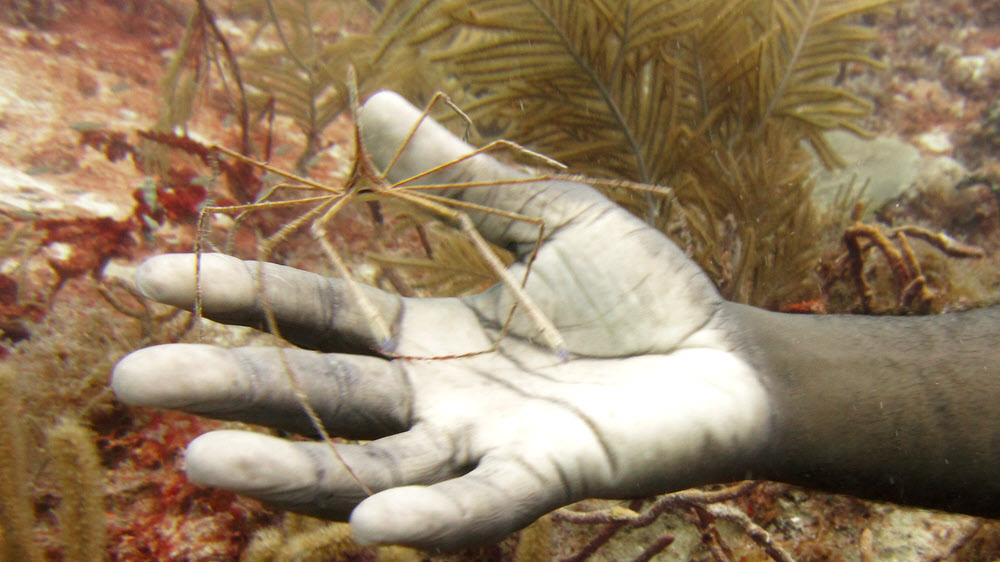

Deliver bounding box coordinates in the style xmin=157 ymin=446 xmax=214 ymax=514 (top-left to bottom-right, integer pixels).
xmin=725 ymin=302 xmax=1000 ymax=517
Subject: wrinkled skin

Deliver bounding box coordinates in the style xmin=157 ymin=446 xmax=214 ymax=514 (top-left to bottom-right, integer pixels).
xmin=112 ymin=92 xmax=772 ymax=550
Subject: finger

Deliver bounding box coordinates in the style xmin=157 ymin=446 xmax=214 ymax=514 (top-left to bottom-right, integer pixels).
xmin=184 ymin=428 xmax=461 ymax=520
xmin=136 ymin=253 xmax=401 ymax=354
xmin=112 ymin=344 xmax=410 ymax=439
xmin=350 ymin=455 xmax=567 ymax=550
xmin=359 ymin=91 xmax=611 ymax=247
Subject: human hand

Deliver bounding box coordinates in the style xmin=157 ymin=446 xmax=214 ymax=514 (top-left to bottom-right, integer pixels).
xmin=111 ymin=91 xmax=772 ymax=549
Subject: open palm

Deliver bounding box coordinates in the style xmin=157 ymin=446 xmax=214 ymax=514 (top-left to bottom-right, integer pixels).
xmin=112 ymin=91 xmax=771 ymax=549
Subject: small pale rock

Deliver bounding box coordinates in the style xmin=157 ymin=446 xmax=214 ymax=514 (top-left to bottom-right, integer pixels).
xmin=810 ymin=132 xmax=968 ymax=213
xmin=914 ymin=129 xmax=954 ymax=153
xmin=810 ymin=131 xmax=921 ymax=208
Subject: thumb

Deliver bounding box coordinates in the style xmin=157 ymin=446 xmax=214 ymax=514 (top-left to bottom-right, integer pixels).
xmin=359 ymin=90 xmax=522 ymax=188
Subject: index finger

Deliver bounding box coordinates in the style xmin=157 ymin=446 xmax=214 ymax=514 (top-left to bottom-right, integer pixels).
xmin=135 ymin=253 xmax=402 ymax=355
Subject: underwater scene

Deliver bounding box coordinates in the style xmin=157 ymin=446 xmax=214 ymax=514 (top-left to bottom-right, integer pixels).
xmin=2 ymin=0 xmax=1000 ymax=559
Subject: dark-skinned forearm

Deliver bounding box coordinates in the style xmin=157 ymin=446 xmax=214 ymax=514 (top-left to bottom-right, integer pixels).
xmin=726 ymin=302 xmax=1000 ymax=517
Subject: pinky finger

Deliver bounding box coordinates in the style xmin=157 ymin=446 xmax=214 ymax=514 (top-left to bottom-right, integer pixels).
xmin=349 ymin=455 xmax=568 ymax=550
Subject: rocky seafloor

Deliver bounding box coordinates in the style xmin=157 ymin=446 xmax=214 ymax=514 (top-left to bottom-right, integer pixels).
xmin=2 ymin=1 xmax=1000 ymax=560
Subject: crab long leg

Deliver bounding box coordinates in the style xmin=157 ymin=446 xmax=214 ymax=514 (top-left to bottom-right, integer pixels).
xmin=389 ymin=138 xmax=566 ymax=190
xmin=310 ymin=222 xmax=394 ymax=352
xmin=381 ymin=91 xmax=475 ymax=179
xmin=211 ymin=144 xmax=341 ymax=193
